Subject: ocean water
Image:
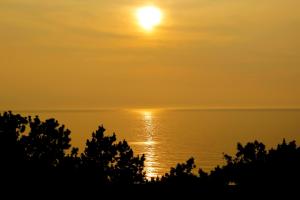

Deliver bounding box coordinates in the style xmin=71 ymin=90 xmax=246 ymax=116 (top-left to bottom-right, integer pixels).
xmin=17 ymin=108 xmax=300 ymax=179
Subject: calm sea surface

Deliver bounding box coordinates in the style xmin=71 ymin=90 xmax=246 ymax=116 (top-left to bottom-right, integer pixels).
xmin=17 ymin=109 xmax=300 ymax=179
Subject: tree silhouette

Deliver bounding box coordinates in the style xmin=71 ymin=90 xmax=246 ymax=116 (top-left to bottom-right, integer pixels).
xmin=20 ymin=116 xmax=71 ymax=169
xmin=0 ymin=111 xmax=28 ymax=181
xmin=161 ymin=158 xmax=198 ymax=184
xmin=207 ymin=139 xmax=300 ymax=192
xmin=80 ymin=126 xmax=118 ymax=183
xmin=81 ymin=126 xmax=146 ymax=184
xmin=112 ymin=140 xmax=145 ymax=184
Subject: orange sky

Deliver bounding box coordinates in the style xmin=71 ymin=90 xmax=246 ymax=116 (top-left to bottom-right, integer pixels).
xmin=1 ymin=0 xmax=300 ymax=110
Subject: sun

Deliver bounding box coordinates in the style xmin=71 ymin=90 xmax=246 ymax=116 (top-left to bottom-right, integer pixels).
xmin=136 ymin=6 xmax=163 ymax=31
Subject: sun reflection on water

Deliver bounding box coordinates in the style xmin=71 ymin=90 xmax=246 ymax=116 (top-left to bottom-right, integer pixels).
xmin=141 ymin=111 xmax=159 ymax=180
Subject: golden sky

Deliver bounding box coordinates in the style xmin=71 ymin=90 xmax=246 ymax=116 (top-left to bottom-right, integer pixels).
xmin=1 ymin=0 xmax=300 ymax=109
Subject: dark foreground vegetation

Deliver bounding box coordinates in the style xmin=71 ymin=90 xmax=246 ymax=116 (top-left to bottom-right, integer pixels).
xmin=1 ymin=111 xmax=300 ymax=197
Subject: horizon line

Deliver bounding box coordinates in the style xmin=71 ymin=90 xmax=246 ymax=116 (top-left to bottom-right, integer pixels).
xmin=1 ymin=106 xmax=300 ymax=113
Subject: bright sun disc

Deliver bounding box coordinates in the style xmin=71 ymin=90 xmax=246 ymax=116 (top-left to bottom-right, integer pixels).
xmin=136 ymin=6 xmax=162 ymax=31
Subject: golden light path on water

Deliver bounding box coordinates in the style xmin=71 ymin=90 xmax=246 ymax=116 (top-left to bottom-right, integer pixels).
xmin=125 ymin=110 xmax=160 ymax=180
xmin=142 ymin=111 xmax=158 ymax=179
